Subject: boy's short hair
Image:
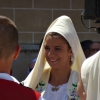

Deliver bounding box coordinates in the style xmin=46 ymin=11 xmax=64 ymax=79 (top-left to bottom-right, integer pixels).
xmin=0 ymin=15 xmax=18 ymax=59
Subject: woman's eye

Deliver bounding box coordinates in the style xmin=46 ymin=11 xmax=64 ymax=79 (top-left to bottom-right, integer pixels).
xmin=44 ymin=46 xmax=50 ymax=50
xmin=55 ymin=48 xmax=61 ymax=50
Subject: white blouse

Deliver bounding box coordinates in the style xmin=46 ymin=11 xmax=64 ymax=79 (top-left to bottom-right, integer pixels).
xmin=43 ymin=83 xmax=68 ymax=100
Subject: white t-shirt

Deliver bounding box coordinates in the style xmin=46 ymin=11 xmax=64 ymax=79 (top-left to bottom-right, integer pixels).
xmin=43 ymin=83 xmax=68 ymax=100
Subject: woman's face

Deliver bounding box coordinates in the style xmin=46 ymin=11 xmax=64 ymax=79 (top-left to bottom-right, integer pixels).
xmin=44 ymin=35 xmax=72 ymax=70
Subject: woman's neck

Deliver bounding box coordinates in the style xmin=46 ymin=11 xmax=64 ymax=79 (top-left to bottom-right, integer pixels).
xmin=49 ymin=68 xmax=71 ymax=86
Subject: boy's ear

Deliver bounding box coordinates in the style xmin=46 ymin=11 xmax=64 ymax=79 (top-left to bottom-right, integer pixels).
xmin=13 ymin=45 xmax=21 ymax=60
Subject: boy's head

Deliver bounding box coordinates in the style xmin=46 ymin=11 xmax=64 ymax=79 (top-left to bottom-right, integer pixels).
xmin=0 ymin=15 xmax=19 ymax=59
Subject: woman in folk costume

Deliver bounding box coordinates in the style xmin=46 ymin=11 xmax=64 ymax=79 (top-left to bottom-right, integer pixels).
xmin=78 ymin=51 xmax=100 ymax=100
xmin=23 ymin=15 xmax=85 ymax=100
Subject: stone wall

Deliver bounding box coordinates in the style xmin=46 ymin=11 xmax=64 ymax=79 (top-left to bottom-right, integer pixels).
xmin=0 ymin=0 xmax=100 ymax=81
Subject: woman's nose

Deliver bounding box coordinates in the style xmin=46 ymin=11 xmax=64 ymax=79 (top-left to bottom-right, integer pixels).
xmin=48 ymin=50 xmax=55 ymax=56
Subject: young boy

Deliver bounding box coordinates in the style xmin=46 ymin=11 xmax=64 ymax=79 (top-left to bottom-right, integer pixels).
xmin=0 ymin=15 xmax=43 ymax=100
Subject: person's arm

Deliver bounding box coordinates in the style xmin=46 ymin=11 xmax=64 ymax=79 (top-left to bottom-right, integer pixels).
xmin=77 ymin=72 xmax=86 ymax=100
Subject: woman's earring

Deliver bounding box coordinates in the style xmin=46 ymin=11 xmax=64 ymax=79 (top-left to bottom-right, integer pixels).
xmin=71 ymin=56 xmax=74 ymax=62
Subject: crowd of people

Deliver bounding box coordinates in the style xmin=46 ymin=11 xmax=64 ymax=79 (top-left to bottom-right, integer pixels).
xmin=0 ymin=14 xmax=100 ymax=100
